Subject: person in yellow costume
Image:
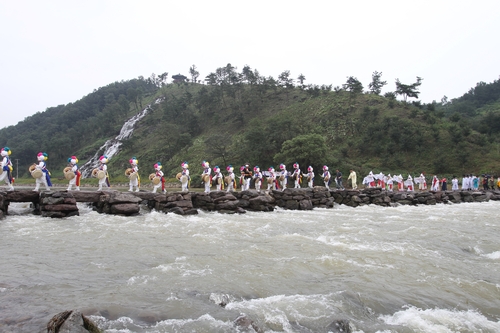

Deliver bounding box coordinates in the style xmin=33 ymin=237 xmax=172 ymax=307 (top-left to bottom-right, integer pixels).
xmin=128 ymin=157 xmax=140 ymax=192
xmin=347 ymin=169 xmax=357 ymax=189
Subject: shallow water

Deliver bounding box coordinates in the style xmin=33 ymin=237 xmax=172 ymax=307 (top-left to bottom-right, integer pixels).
xmin=0 ymin=201 xmax=499 ymax=332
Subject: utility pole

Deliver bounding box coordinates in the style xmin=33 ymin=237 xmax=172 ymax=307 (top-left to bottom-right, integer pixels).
xmin=15 ymin=159 xmax=19 ymax=179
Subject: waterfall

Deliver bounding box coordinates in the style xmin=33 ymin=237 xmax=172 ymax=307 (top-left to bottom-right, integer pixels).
xmin=80 ymin=98 xmax=162 ymax=178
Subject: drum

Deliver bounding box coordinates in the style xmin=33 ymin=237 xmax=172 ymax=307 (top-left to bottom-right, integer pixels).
xmin=29 ymin=163 xmax=37 ymax=172
xmin=307 ymin=175 xmax=312 ymax=182
xmin=267 ymin=177 xmax=273 ymax=185
xmin=202 ymin=174 xmax=210 ymax=182
xmin=149 ymin=173 xmax=156 ymax=181
xmin=0 ymin=167 xmax=3 ymax=175
xmin=152 ymin=176 xmax=161 ymax=185
xmin=224 ymin=176 xmax=232 ymax=185
xmin=125 ymin=168 xmax=133 ymax=176
xmin=64 ymin=167 xmax=75 ymax=180
xmin=217 ymin=177 xmax=222 ymax=185
xmin=279 ymin=175 xmax=285 ymax=181
xmin=293 ymin=174 xmax=298 ymax=181
xmin=180 ymin=175 xmax=188 ymax=184
xmin=97 ymin=170 xmax=106 ymax=180
xmin=31 ymin=169 xmax=43 ymax=179
xmin=92 ymin=168 xmax=99 ymax=177
xmin=129 ymin=172 xmax=138 ymax=180
xmin=324 ymin=176 xmax=330 ymax=182
xmin=176 ymin=173 xmax=182 ymax=180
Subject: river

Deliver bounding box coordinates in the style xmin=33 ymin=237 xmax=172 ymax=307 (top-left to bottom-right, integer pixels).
xmin=0 ymin=201 xmax=499 ymax=332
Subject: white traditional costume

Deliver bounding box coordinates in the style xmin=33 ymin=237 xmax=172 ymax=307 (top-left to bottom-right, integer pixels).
xmin=128 ymin=157 xmax=140 ymax=192
xmin=303 ymin=166 xmax=314 ymax=189
xmin=322 ymin=165 xmax=331 ymax=190
xmin=266 ymin=167 xmax=277 ymax=191
xmin=253 ymin=166 xmax=263 ymax=192
xmin=386 ymin=174 xmax=394 ymax=191
xmin=97 ymin=155 xmax=110 ymax=191
xmin=451 ymin=176 xmax=459 ymax=191
xmin=365 ymin=171 xmax=375 ymax=188
xmin=241 ymin=164 xmax=252 ymax=191
xmin=292 ymin=163 xmax=301 ymax=188
xmin=213 ymin=166 xmax=223 ymax=191
xmin=0 ymin=147 xmax=14 ymax=191
xmin=152 ymin=162 xmax=165 ymax=193
xmin=415 ymin=173 xmax=427 ymax=191
xmin=431 ymin=175 xmax=440 ymax=192
xmin=393 ymin=174 xmax=404 ymax=191
xmin=405 ymin=175 xmax=414 ymax=191
xmin=33 ymin=152 xmax=52 ymax=192
xmin=66 ymin=156 xmax=81 ymax=191
xmin=180 ymin=162 xmax=190 ymax=192
xmin=201 ymin=160 xmax=212 ymax=193
xmin=226 ymin=165 xmax=235 ymax=192
xmin=279 ymin=163 xmax=288 ymax=191
xmin=347 ymin=170 xmax=357 ymax=189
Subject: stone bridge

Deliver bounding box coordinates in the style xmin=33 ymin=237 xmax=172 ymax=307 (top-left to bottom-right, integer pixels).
xmin=1 ymin=187 xmax=499 ymax=219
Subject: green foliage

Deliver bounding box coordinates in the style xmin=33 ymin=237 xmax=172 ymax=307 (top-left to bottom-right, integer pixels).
xmin=274 ymin=134 xmax=330 ymax=170
xmin=395 ymin=76 xmax=423 ymax=102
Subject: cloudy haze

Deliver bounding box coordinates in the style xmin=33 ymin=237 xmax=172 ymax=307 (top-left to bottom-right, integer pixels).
xmin=1 ymin=0 xmax=499 ymax=128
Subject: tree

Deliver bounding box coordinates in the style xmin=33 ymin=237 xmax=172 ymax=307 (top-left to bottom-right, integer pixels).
xmin=368 ymin=71 xmax=387 ymax=95
xmin=278 ymin=70 xmax=294 ymax=88
xmin=395 ymin=76 xmax=423 ymax=102
xmin=297 ymin=73 xmax=306 ymax=86
xmin=274 ymin=133 xmax=330 ymax=168
xmin=342 ymin=76 xmax=363 ymax=94
xmin=189 ymin=65 xmax=199 ymax=83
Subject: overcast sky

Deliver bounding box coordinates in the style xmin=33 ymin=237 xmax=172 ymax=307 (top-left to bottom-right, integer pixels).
xmin=1 ymin=0 xmax=499 ymax=128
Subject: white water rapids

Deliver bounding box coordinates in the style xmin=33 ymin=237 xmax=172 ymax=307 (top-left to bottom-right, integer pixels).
xmin=1 ymin=201 xmax=499 ymax=332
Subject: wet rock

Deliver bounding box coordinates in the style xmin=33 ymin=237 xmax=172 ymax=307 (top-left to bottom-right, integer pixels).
xmin=110 ymin=203 xmax=140 ymax=215
xmin=299 ymin=199 xmax=313 ymax=210
xmin=234 ymin=314 xmax=263 ymax=333
xmin=47 ymin=309 xmax=101 ymax=333
xmin=326 ymin=319 xmax=352 ymax=333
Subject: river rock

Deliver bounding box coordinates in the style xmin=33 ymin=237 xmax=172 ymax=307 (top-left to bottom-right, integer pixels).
xmin=110 ymin=203 xmax=140 ymax=215
xmin=47 ymin=310 xmax=100 ymax=333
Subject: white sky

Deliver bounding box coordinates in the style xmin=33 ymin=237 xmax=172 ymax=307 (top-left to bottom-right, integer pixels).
xmin=1 ymin=0 xmax=499 ymax=128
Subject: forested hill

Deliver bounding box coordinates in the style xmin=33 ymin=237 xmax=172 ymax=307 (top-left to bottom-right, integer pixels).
xmin=1 ymin=66 xmax=500 ymax=183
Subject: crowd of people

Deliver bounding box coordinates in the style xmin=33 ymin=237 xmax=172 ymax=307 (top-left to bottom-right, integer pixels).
xmin=2 ymin=147 xmax=499 ymax=194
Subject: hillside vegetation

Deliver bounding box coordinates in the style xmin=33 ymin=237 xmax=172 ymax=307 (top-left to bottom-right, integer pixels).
xmin=1 ymin=65 xmax=500 ymax=185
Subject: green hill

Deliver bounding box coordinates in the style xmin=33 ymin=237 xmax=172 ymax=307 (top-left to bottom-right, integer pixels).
xmin=1 ymin=66 xmax=500 ymax=185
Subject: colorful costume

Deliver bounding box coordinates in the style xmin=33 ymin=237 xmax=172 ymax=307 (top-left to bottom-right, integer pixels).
xmin=347 ymin=170 xmax=357 ymax=189
xmin=253 ymin=166 xmax=263 ymax=192
xmin=66 ymin=156 xmax=81 ymax=191
xmin=365 ymin=171 xmax=375 ymax=188
xmin=226 ymin=165 xmax=235 ymax=193
xmin=33 ymin=152 xmax=52 ymax=192
xmin=322 ymin=165 xmax=331 ymax=190
xmin=405 ymin=175 xmax=414 ymax=191
xmin=416 ymin=173 xmax=427 ymax=191
xmin=98 ymin=155 xmax=110 ymax=191
xmin=0 ymin=147 xmax=14 ymax=191
xmin=267 ymin=167 xmax=277 ymax=191
xmin=201 ymin=161 xmax=212 ymax=193
xmin=180 ymin=162 xmax=190 ymax=192
xmin=303 ymin=166 xmax=314 ymax=189
xmin=279 ymin=164 xmax=288 ymax=191
xmin=431 ymin=175 xmax=440 ymax=192
xmin=152 ymin=162 xmax=166 ymax=193
xmin=386 ymin=174 xmax=394 ymax=192
xmin=128 ymin=157 xmax=140 ymax=192
xmin=291 ymin=163 xmax=301 ymax=188
xmin=213 ymin=166 xmax=224 ymax=191
xmin=241 ymin=164 xmax=252 ymax=191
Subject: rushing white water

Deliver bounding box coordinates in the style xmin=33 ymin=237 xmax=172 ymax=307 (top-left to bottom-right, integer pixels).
xmin=80 ymin=99 xmax=162 ymax=178
xmin=1 ymin=201 xmax=499 ymax=332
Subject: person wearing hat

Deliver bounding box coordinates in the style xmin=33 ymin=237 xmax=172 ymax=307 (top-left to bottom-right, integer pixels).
xmin=267 ymin=166 xmax=277 ymax=191
xmin=241 ymin=164 xmax=252 ymax=191
xmin=213 ymin=166 xmax=224 ymax=191
xmin=152 ymin=162 xmax=165 ymax=193
xmin=302 ymin=166 xmax=314 ymax=188
xmin=0 ymin=147 xmax=14 ymax=191
xmin=291 ymin=163 xmax=301 ymax=188
xmin=128 ymin=157 xmax=140 ymax=192
xmin=322 ymin=165 xmax=331 ymax=190
xmin=253 ymin=166 xmax=263 ymax=192
xmin=278 ymin=164 xmax=288 ymax=191
xmin=201 ymin=161 xmax=212 ymax=193
xmin=226 ymin=165 xmax=235 ymax=193
xmin=180 ymin=162 xmax=190 ymax=192
xmin=97 ymin=155 xmax=110 ymax=191
xmin=66 ymin=156 xmax=81 ymax=191
xmin=33 ymin=152 xmax=52 ymax=192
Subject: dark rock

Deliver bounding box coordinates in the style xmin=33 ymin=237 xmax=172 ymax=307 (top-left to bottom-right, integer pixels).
xmin=41 ymin=204 xmax=79 ymax=212
xmin=107 ymin=192 xmax=142 ymax=204
xmin=168 ymin=207 xmax=184 ymax=215
xmin=299 ymin=199 xmax=313 ymax=210
xmin=184 ymin=208 xmax=198 ymax=215
xmin=326 ymin=319 xmax=352 ymax=333
xmin=110 ymin=203 xmax=140 ymax=215
xmin=236 ymin=207 xmax=247 ymax=214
